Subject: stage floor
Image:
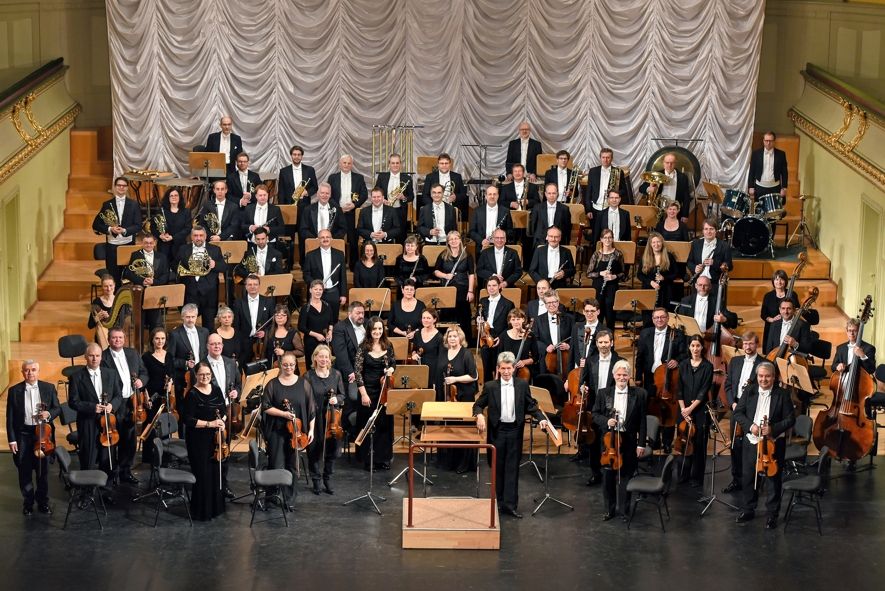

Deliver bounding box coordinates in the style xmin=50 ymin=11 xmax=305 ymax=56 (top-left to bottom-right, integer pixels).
xmin=1 ymin=451 xmax=882 ymax=590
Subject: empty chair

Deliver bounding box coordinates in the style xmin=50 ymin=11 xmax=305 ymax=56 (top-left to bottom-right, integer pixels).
xmin=57 ymin=335 xmax=87 ymax=382
xmin=784 ymin=414 xmax=813 ymax=473
xmin=58 ymin=402 xmax=80 ymax=452
xmin=152 ymin=439 xmax=196 ymax=527
xmin=155 ymin=413 xmax=189 ymax=464
xmin=56 ymin=447 xmax=108 ymax=530
xmin=636 ymin=415 xmax=661 ymax=473
xmin=626 ymin=453 xmax=676 ymax=531
xmin=783 ymin=447 xmax=832 ymax=536
xmin=249 ymin=440 xmax=294 ymax=527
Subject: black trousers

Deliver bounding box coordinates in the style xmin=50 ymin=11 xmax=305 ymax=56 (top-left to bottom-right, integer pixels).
xmin=489 ymin=422 xmax=522 ymax=511
xmin=577 ymin=424 xmax=602 ymax=475
xmin=117 ymin=407 xmax=137 ymax=475
xmin=741 ymin=438 xmax=786 ymax=517
xmin=12 ymin=431 xmax=50 ymax=507
xmin=602 ymin=433 xmax=638 ymax=515
xmin=480 ymin=345 xmax=498 ymax=384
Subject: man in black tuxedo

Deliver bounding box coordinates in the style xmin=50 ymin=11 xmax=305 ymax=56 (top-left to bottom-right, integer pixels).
xmin=505 ymin=122 xmax=543 ymax=178
xmin=177 ymin=226 xmax=228 ymax=329
xmin=592 ymin=190 xmax=631 ymax=243
xmin=328 ymin=154 xmax=368 ymax=264
xmin=474 ymin=351 xmax=550 ymax=518
xmin=529 ymin=183 xmax=572 ymax=248
xmin=585 ymin=148 xmax=629 ymax=219
xmin=733 ymin=362 xmax=796 ymax=528
xmin=417 ymin=183 xmax=457 ymax=245
xmin=277 ymin=144 xmax=319 ymax=207
xmin=533 ymin=291 xmax=574 ymax=373
xmin=687 ymin=219 xmax=733 ymax=285
xmin=639 ymin=152 xmax=692 ymax=221
xmin=528 ymin=227 xmax=575 ymax=289
xmin=204 ymin=115 xmax=243 ymax=174
xmin=636 ymin=307 xmax=687 ymax=397
xmin=198 ymin=180 xmax=241 ymax=241
xmin=240 ymin=184 xmax=283 ymax=243
xmin=204 ymin=332 xmax=242 ymax=499
xmin=226 ymin=152 xmax=263 ymax=206
xmin=303 ymin=229 xmax=348 ymax=311
xmin=678 ymin=275 xmax=738 ymax=334
xmin=722 ymin=331 xmax=763 ymax=494
xmin=68 ymin=343 xmax=123 ymax=473
xmin=500 ymin=164 xmax=540 ymax=211
xmin=168 ymin=303 xmax=209 ymax=412
xmin=764 ymin=299 xmax=813 ymax=357
xmin=832 ymin=318 xmax=877 ymax=376
xmin=543 ymin=150 xmax=580 ymax=203
xmin=332 ymin=302 xmax=366 ymax=431
xmin=235 ymin=227 xmax=286 ymax=280
xmin=469 ymin=185 xmax=512 ymax=247
xmin=747 ymin=131 xmax=788 ymax=198
xmin=357 ymin=187 xmax=402 ymax=243
xmin=92 ymin=176 xmax=142 ymax=283
xmin=476 ymin=228 xmax=522 ymax=289
xmin=419 ymin=152 xmax=467 ymax=218
xmin=374 ymin=152 xmax=414 ymax=230
xmin=6 ymin=360 xmax=61 ymax=515
xmin=571 ymin=298 xmax=605 ymax=370
xmin=592 ymin=359 xmax=648 ymax=520
xmin=299 ymin=182 xmax=346 ymax=266
xmin=231 ymin=274 xmax=274 ymax=363
xmin=101 ymin=327 xmax=149 ymax=484
xmin=478 ymin=276 xmax=515 ymax=382
xmin=123 ymin=234 xmax=170 ymax=330
xmin=579 ymin=329 xmax=621 ymax=483
xmin=526 ymin=279 xmax=563 ymax=320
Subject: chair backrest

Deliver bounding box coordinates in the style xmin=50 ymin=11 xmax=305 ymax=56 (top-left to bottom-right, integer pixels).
xmin=55 ymin=446 xmax=71 ymax=473
xmin=660 ymin=453 xmax=676 ymax=492
xmin=248 ymin=439 xmax=268 ymax=471
xmin=794 ymin=414 xmax=813 ymax=441
xmin=156 ymin=413 xmax=179 ymax=438
xmin=153 ymin=438 xmax=165 ymax=465
xmin=810 ymin=339 xmax=832 ymax=363
xmin=58 ymin=334 xmax=88 ymax=360
xmin=645 ymin=415 xmax=661 ymax=446
xmin=59 ymin=402 xmax=78 ymax=427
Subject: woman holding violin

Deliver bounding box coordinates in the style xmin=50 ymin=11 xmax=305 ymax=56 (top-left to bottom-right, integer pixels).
xmin=354 ymin=317 xmax=397 ymax=470
xmin=183 ymin=361 xmax=227 ymax=521
xmin=675 ymin=335 xmax=713 ymax=487
xmin=637 ymin=232 xmax=679 ymax=324
xmin=305 ymin=345 xmax=346 ymax=495
xmin=394 ymin=235 xmax=430 ymax=289
xmin=264 ymin=352 xmax=316 ymax=501
xmin=497 ymin=309 xmax=535 ymax=380
xmin=263 ymin=305 xmax=305 ymax=369
xmin=411 ymin=308 xmax=444 ymax=392
xmin=439 ymin=326 xmax=479 ymax=472
xmin=141 ymin=327 xmax=175 ymax=463
xmin=586 ymin=228 xmax=625 ymax=331
xmin=389 ymin=278 xmax=426 ymax=339
xmin=299 ymin=279 xmax=337 ymax=371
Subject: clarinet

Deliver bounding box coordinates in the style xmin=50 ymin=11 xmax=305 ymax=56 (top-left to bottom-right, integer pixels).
xmin=653 ymin=264 xmax=661 ymax=306
xmin=600 ymin=251 xmax=617 ymax=292
xmin=444 ymin=249 xmax=465 ymax=287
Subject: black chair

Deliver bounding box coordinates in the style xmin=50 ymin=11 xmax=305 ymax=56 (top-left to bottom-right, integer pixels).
xmin=58 ymin=402 xmax=80 ymax=452
xmin=155 ymin=413 xmax=189 ymax=465
xmin=55 ymin=447 xmax=108 ymax=530
xmin=152 ymin=439 xmax=196 ymax=527
xmin=636 ymin=415 xmax=661 ymax=474
xmin=783 ymin=447 xmax=832 ymax=535
xmin=785 ymin=414 xmax=813 ymax=474
xmin=57 ymin=335 xmax=87 ymax=381
xmin=807 ymin=338 xmax=833 ymax=389
xmin=626 ymin=453 xmax=675 ymax=531
xmin=248 ymin=440 xmax=293 ymax=527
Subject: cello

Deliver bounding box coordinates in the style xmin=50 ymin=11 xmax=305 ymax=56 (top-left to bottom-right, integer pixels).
xmin=562 ymin=325 xmax=593 ymax=431
xmin=650 ymin=327 xmax=680 ymax=428
xmin=812 ymin=295 xmax=876 ymax=461
xmin=514 ymin=318 xmax=535 ymax=381
xmin=766 ymin=287 xmax=819 ymax=368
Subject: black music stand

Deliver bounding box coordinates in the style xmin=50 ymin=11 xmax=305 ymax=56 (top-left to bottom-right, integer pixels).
xmin=344 ymin=403 xmax=387 ymax=515
xmin=386 ymin=388 xmax=436 ymax=487
xmin=699 ymin=402 xmax=739 ymax=516
xmin=530 ymin=396 xmax=573 ymax=516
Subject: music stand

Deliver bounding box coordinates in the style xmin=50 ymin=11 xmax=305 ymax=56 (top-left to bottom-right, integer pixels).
xmin=511 ymin=210 xmax=528 ymax=230
xmin=614 ymin=289 xmax=658 ymax=369
xmin=775 ymin=357 xmax=814 ymax=393
xmin=670 ymin=313 xmax=702 ymax=337
xmin=189 ymin=152 xmax=226 ymax=212
xmin=386 ymin=388 xmax=436 ymax=486
xmin=344 ymin=403 xmax=388 ymax=515
xmin=667 ymin=241 xmax=692 ymax=263
xmin=393 ymin=365 xmax=430 ymax=389
xmin=520 ymin=386 xmax=550 ymax=482
xmin=115 ymin=244 xmax=141 ymax=266
xmin=278 ymin=204 xmax=297 ymax=225
xmin=699 ymin=401 xmax=740 ymax=516
xmin=530 ymin=391 xmax=572 ymax=516
xmin=623 ymin=205 xmax=659 ymax=230
xmin=479 ymin=287 xmax=522 ymax=309
xmin=415 ymin=286 xmax=456 ymax=315
xmin=374 ymin=243 xmax=403 ymax=266
xmin=260 ymin=274 xmax=292 ymax=299
xmin=421 ymin=245 xmax=447 ymax=266
xmin=557 ymin=288 xmax=598 ymax=312
xmin=143 ymin=284 xmax=185 ymax=336
xmin=349 ymin=288 xmax=391 ymax=315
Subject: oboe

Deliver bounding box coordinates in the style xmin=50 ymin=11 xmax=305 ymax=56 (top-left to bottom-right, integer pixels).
xmin=600 ymin=252 xmax=616 ymax=292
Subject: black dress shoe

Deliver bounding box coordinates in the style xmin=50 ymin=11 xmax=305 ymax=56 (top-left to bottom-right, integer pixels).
xmin=735 ymin=511 xmax=755 ymax=524
xmin=121 ymin=473 xmax=139 ymax=485
xmin=503 ymin=507 xmax=522 ymax=519
xmin=223 ymin=487 xmax=235 ymax=500
xmin=378 ymin=462 xmax=391 ymax=471
xmin=22 ymin=506 xmax=33 ymax=516
xmin=722 ymin=481 xmax=741 ymax=494
xmin=765 ymin=516 xmax=778 ymax=529
xmin=38 ymin=503 xmax=52 ymax=515
xmin=322 ymin=480 xmax=334 ymax=495
xmin=602 ymin=512 xmax=615 ymax=521
xmin=311 ymin=481 xmax=321 ymax=496
xmin=586 ymin=473 xmax=601 ymax=486
xmin=456 ymin=465 xmax=470 ymax=474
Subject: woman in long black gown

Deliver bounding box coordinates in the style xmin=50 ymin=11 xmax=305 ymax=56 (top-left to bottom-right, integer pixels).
xmin=388 ymin=279 xmax=426 ymax=339
xmin=155 ymin=188 xmax=192 ymax=272
xmin=354 ymin=317 xmax=396 ymax=470
xmin=676 ymin=335 xmax=713 ymax=487
xmin=141 ymin=327 xmax=175 ymax=463
xmin=433 ymin=231 xmax=475 ymax=330
xmin=393 ymin=235 xmax=429 ymax=289
xmin=637 ymin=231 xmax=679 ymax=325
xmin=353 ymin=240 xmax=386 ymax=289
xmin=298 ymin=280 xmax=336 ymax=370
xmin=438 ymin=326 xmax=478 ymax=472
xmin=411 ymin=308 xmax=444 ymax=397
xmin=183 ymin=362 xmax=227 ymax=521
xmin=305 ymin=345 xmax=346 ymax=495
xmin=586 ymin=228 xmax=626 ymax=331
xmin=264 ymin=305 xmax=305 ymax=369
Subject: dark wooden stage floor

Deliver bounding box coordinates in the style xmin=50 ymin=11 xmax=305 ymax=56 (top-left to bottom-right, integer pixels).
xmin=1 ymin=450 xmax=883 ymax=590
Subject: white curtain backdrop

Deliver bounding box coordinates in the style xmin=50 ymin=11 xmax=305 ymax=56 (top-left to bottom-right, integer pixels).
xmin=107 ymin=0 xmax=764 ymax=191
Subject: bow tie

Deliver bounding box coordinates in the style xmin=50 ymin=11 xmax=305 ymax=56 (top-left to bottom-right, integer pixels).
xmin=616 ymin=389 xmax=628 ymax=395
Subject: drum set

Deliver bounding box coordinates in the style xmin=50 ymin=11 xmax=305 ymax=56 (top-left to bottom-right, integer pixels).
xmin=718 ymin=188 xmax=784 ymax=257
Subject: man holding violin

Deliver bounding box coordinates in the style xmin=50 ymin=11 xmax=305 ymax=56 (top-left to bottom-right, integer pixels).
xmin=204 ymin=333 xmax=241 ymax=500
xmin=6 ymin=360 xmax=61 ymax=516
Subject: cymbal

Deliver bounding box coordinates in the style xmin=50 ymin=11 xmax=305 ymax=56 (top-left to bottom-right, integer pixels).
xmin=641 ymin=171 xmax=671 ymax=185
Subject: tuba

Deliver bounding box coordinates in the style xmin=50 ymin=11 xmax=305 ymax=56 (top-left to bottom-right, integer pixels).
xmin=128 ymin=258 xmax=154 ymax=280
xmin=177 ymin=250 xmax=212 ymax=277
xmin=292 ymin=177 xmax=311 ymax=201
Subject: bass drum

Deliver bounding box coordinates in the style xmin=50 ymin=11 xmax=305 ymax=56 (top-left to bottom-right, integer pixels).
xmin=731 ymin=216 xmax=771 ymax=256
xmin=644 ymin=146 xmax=702 ymax=189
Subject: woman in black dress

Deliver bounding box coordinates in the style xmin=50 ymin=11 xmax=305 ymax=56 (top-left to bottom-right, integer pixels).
xmin=394 ymin=235 xmax=430 ymax=289
xmin=183 ymin=362 xmax=227 ymax=521
xmin=760 ymin=269 xmax=799 ymax=349
xmin=264 ymin=305 xmax=305 ymax=369
xmin=354 ymin=317 xmax=396 ymax=470
xmin=497 ymin=308 xmax=535 ymax=378
xmin=585 ymin=228 xmax=626 ymax=331
xmin=411 ymin=308 xmax=444 ymax=395
xmin=354 ymin=240 xmax=386 ymax=289
xmin=654 ymin=201 xmax=691 ymax=242
xmin=637 ymin=231 xmax=680 ymax=325
xmin=88 ymin=274 xmax=129 ymax=347
xmin=439 ymin=326 xmax=479 ymax=471
xmin=214 ymin=305 xmax=242 ymax=363
xmin=305 ymin=345 xmax=346 ymax=495
xmin=676 ymin=335 xmax=713 ymax=487
xmin=155 ymin=188 xmax=192 ymax=272
xmin=389 ymin=278 xmax=426 ymax=339
xmin=433 ymin=231 xmax=476 ymax=330
xmin=298 ymin=280 xmax=336 ymax=370
xmin=263 ymin=352 xmax=316 ymax=502
xmin=141 ymin=327 xmax=175 ymax=463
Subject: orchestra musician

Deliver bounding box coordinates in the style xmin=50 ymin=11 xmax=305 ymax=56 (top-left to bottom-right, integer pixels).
xmin=497 ymin=308 xmax=536 ymax=376
xmin=687 ymin=219 xmax=733 ymax=285
xmin=439 ymin=326 xmax=479 ymax=473
xmin=141 ymin=327 xmax=175 ymax=464
xmin=154 ymin=188 xmax=192 ymax=273
xmin=374 ymin=152 xmax=414 ymax=230
xmin=299 ymin=182 xmax=347 ymax=267
xmin=388 ymin=279 xmax=426 ymax=339
xmin=231 ymin=274 xmax=273 ymax=364
xmin=733 ymin=362 xmax=795 ymax=529
xmin=353 ymin=317 xmax=396 ymax=470
xmin=586 ymin=228 xmax=625 ymax=330
xmin=177 ymin=226 xmax=227 ymax=329
xmin=722 ymin=331 xmax=763 ymax=494
xmin=469 ymin=185 xmax=513 ymax=247
xmin=353 ymin=241 xmax=386 ymax=289
xmin=299 ymin=280 xmax=337 ymax=371
xmin=419 ymin=153 xmax=468 ymax=218
xmin=637 ymin=231 xmax=678 ymax=325
xmin=528 ymin=226 xmax=576 ymax=290
xmin=636 ymin=307 xmax=687 ymax=397
xmin=203 ymin=333 xmax=241 ymax=500
xmin=478 ymin=276 xmax=515 ymax=383
xmin=6 ymin=360 xmax=61 ymax=516
xmin=328 ymin=154 xmax=368 ymax=263
xmin=302 ymin=229 xmax=348 ymax=311
xmin=92 ymin=176 xmax=142 ymax=283
xmin=639 ymin=152 xmax=691 ymax=222
xmin=198 ymin=181 xmax=242 ymax=241
xmin=474 ymin=351 xmax=550 ymax=519
xmin=500 ymin=164 xmax=540 ymax=210
xmin=411 ymin=308 xmax=444 ymax=394
xmin=204 ymin=115 xmax=243 ymax=174
xmin=305 ymin=345 xmax=346 ymax=495
xmin=215 ymin=306 xmax=243 ymax=363
xmin=585 ymin=148 xmax=629 ymax=220
xmin=393 ymin=235 xmax=430 ymax=289
xmin=504 ymin=122 xmax=542 ymax=178
xmin=357 ymin=187 xmax=402 ymax=244
xmin=764 ymin=299 xmax=813 ymax=357
xmin=123 ymin=234 xmax=169 ymax=330
xmin=183 ymin=361 xmax=227 ymax=520
xmin=533 ymin=291 xmax=574 ymax=376
xmin=417 ymin=183 xmax=457 ymax=245
xmin=591 ymin=190 xmax=631 ymax=243
xmin=263 ymin=305 xmax=305 ymax=369
xmin=168 ymin=304 xmax=209 ymax=424
xmin=529 ymin=183 xmax=572 ymax=248
xmin=832 ymin=318 xmax=877 ymax=376
xmin=679 ymin=276 xmax=738 ymax=334
xmin=759 ymin=270 xmax=820 ymax=352
xmin=676 ymin=335 xmax=713 ymax=487
xmin=543 ymin=150 xmax=580 ymax=203
xmin=240 ymin=184 xmax=283 ymax=244
xmin=87 ymin=274 xmax=129 ymax=347
xmin=654 ymin=201 xmax=691 ymax=243
xmin=747 ymin=131 xmax=788 ymax=199
xmin=331 ymin=301 xmax=366 ymax=409
xmin=571 ymin=298 xmax=605 ymax=370
xmin=277 ymin=144 xmax=319 ymax=209
xmin=526 ymin=279 xmax=564 ymax=320
xmin=226 ymin=152 xmax=262 ymax=207
xmin=579 ymin=329 xmax=621 ymax=483
xmin=592 ymin=359 xmax=648 ymax=521
xmin=235 ymin=227 xmax=286 ymax=281
xmin=476 ymin=228 xmax=522 ymax=289
xmin=433 ymin=230 xmax=476 ymax=330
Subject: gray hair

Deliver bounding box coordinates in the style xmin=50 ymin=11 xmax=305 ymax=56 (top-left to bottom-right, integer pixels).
xmin=182 ymin=303 xmax=199 ymax=315
xmin=756 ymin=361 xmax=776 ymax=376
xmin=496 ymin=351 xmax=516 ymax=366
xmin=21 ymin=359 xmax=38 ymax=370
xmin=612 ymin=359 xmax=631 ymax=375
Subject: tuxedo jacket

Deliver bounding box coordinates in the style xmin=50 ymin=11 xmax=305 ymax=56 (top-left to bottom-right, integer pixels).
xmin=303 ymin=248 xmax=348 ymax=293
xmin=357 ymin=204 xmax=402 ymax=242
xmin=733 ymin=385 xmax=795 ymax=446
xmin=571 ymin=320 xmax=607 ymax=369
xmin=528 ymin=245 xmax=576 ymax=288
xmin=532 ymin=311 xmax=575 ymax=361
xmin=277 ymin=164 xmax=319 ymax=205
xmin=419 ymin=171 xmax=467 ymax=212
xmin=765 ymin=317 xmax=813 ymax=356
xmin=169 ymin=325 xmax=210 ymax=380
xmin=240 ymin=202 xmax=284 ymax=241
xmin=225 ymin=170 xmax=263 ymax=202
xmin=592 ymin=386 xmax=648 ymax=445
xmin=416 ymin=202 xmax=457 ymax=243
xmin=231 ymin=294 xmax=275 ymax=344
xmin=468 ymin=206 xmax=513 ymax=245
xmin=529 ymin=202 xmax=572 ymax=243
xmin=526 ymin=300 xmax=564 ymax=321
xmin=479 ymin=296 xmax=515 ymax=339
xmin=584 ymin=166 xmax=629 ymax=211
xmin=724 ymin=354 xmax=763 ymax=408
xmin=300 ymin=201 xmax=347 ymax=240
xmin=235 ymin=244 xmax=286 ymax=279
xmin=68 ymin=366 xmax=123 ymax=423
xmin=198 ymin=199 xmax=241 ymax=241
xmin=831 ymin=341 xmax=877 ymax=375
xmin=123 ymin=249 xmax=170 ymax=286
xmin=476 ymin=246 xmax=522 ymax=287
xmin=92 ymin=197 xmax=142 ymax=244
xmin=374 ymin=172 xmax=415 ymax=204
xmin=678 ymin=292 xmax=738 ymax=333
xmin=6 ymin=380 xmax=61 ymax=445
xmin=505 ymin=137 xmax=543 ymax=175
xmin=592 ymin=207 xmax=631 ymax=242
xmin=747 ymin=147 xmax=788 ymax=190
xmin=543 ymin=167 xmax=580 ymax=201
xmin=686 ymin=239 xmax=733 ymax=284
xmin=331 ymin=319 xmax=361 ymax=377
xmin=580 ymin=351 xmax=623 ymax=400
xmin=473 ymin=378 xmax=544 ymax=440
xmin=636 ymin=326 xmax=688 ymax=386
xmin=100 ymin=347 xmax=149 ymax=415
xmin=499 ymin=181 xmax=540 ymax=210
xmin=205 ymin=131 xmax=243 ymax=174
xmin=175 ymin=243 xmax=227 ymax=293
xmin=203 ymin=355 xmax=243 ymax=395
xmin=639 ymin=170 xmax=692 ymax=219
xmin=328 ymin=172 xmax=368 ymax=211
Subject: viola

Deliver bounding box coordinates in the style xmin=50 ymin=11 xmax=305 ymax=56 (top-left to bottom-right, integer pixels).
xmin=324 ymin=388 xmax=345 ymax=441
xmin=228 ymin=381 xmax=244 ymax=438
xmin=544 ymin=314 xmax=570 ymax=377
xmin=163 ymin=374 xmax=179 ymax=420
xmin=132 ymin=372 xmax=148 ymax=424
xmin=478 ymin=305 xmax=495 ymax=348
xmin=379 ymin=357 xmax=394 ymax=406
xmin=755 ymin=415 xmax=778 ymax=481
xmin=33 ymin=402 xmax=55 ymax=459
xmin=405 ymin=325 xmax=417 ymax=365
xmin=283 ymin=398 xmax=309 ymax=451
xmin=600 ymin=411 xmax=623 ymax=471
xmin=183 ymin=351 xmax=194 ymax=398
xmin=213 ymin=409 xmax=230 ymax=461
xmin=98 ymin=393 xmax=120 ymax=449
xmin=445 ymin=363 xmax=458 ymax=402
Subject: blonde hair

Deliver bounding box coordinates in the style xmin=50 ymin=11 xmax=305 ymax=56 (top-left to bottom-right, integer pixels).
xmin=312 ymin=344 xmax=332 ymax=364
xmin=444 ymin=326 xmax=468 ymax=348
xmin=641 ymin=231 xmax=671 ymax=274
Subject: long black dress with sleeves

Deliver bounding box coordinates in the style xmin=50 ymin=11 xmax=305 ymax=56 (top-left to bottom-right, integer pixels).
xmin=497 ymin=330 xmax=534 ymax=370
xmin=183 ymin=385 xmax=227 ymax=521
xmin=434 ymin=252 xmax=475 ymax=329
xmin=637 ymin=251 xmax=680 ymax=325
xmin=412 ymin=329 xmax=444 ymax=397
xmin=305 ymin=369 xmax=346 ymax=483
xmin=155 ymin=206 xmax=191 ymax=272
xmin=676 ymin=358 xmax=713 ymax=483
xmin=586 ymin=249 xmax=626 ymax=330
xmin=394 ymin=254 xmax=429 ymax=289
xmin=388 ymin=299 xmax=426 ymax=335
xmin=436 ymin=346 xmax=478 ymax=403
xmin=354 ymin=347 xmax=396 ymax=467
xmin=298 ymin=301 xmax=336 ymax=370
xmin=654 ymin=219 xmax=691 ymax=243
xmin=263 ymin=376 xmax=315 ymax=497
xmin=263 ymin=327 xmax=304 ymax=369
xmin=354 ymin=260 xmax=386 ymax=289
xmin=141 ymin=351 xmax=174 ymax=463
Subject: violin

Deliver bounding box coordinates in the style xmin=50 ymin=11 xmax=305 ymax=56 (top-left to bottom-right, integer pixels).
xmin=672 ymin=417 xmax=696 ymax=457
xmin=544 ymin=313 xmax=570 ymax=377
xmin=213 ymin=409 xmax=230 ymax=462
xmin=514 ymin=318 xmax=535 ymax=381
xmin=478 ymin=305 xmax=495 ymax=348
xmin=650 ymin=327 xmax=680 ymax=428
xmin=445 ymin=363 xmax=458 ymax=402
xmin=183 ymin=351 xmax=194 ymax=397
xmin=324 ymin=389 xmax=345 ymax=441
xmin=283 ymin=398 xmax=309 ymax=450
xmin=228 ymin=381 xmax=244 ymax=437
xmin=33 ymin=402 xmax=55 ymax=459
xmin=98 ymin=392 xmax=120 ymax=449
xmin=755 ymin=415 xmax=778 ymax=483
xmin=379 ymin=357 xmax=394 ymax=406
xmin=600 ymin=410 xmax=623 ymax=471
xmin=132 ymin=372 xmax=148 ymax=424
xmin=163 ymin=374 xmax=178 ymax=420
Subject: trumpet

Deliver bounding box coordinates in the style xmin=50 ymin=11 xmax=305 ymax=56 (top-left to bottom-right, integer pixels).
xmin=177 ymin=250 xmax=212 ymax=277
xmin=386 ymin=180 xmax=410 ymax=207
xmin=128 ymin=258 xmax=154 ymax=279
xmin=292 ymin=178 xmax=311 ymax=201
xmin=99 ymin=207 xmax=119 ymax=227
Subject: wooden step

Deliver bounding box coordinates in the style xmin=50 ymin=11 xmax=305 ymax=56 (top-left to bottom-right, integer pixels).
xmin=63 ymin=207 xmax=99 ymax=229
xmin=730 ymin=247 xmax=829 ymax=280
xmin=53 ymin=228 xmax=103 ymax=260
xmin=69 ymin=173 xmax=113 ymax=192
xmin=65 ymin=189 xmax=112 ymax=210
xmin=727 ymin=279 xmax=837 ymax=306
xmin=37 ymin=260 xmax=101 ymax=301
xmin=19 ymin=301 xmax=93 ymax=342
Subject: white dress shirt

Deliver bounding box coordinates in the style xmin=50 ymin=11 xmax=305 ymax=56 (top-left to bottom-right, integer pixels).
xmin=519 ymin=139 xmax=529 ymax=167
xmin=546 ymin=202 xmax=557 ymax=227
xmin=89 ymin=368 xmax=102 ymax=398
xmin=318 ymin=203 xmax=330 ymax=231
xmin=247 ymin=296 xmax=259 ymax=335
xmin=219 ymin=133 xmax=231 ymax=164
xmin=486 ymin=295 xmax=500 ymax=329
xmin=547 ymin=314 xmax=559 ymax=345
xmin=215 ymin=200 xmax=226 ymax=227
xmin=352 ymin=321 xmax=366 ymax=345
xmin=239 ymin=171 xmax=250 ymax=195
xmin=597 ymin=166 xmax=611 ymax=207
xmin=500 ymin=379 xmax=516 ymax=423
xmin=484 ymin=205 xmax=498 ymax=239
xmin=109 ymin=197 xmax=131 ymax=245
xmin=607 ymin=207 xmax=620 ymax=239
xmin=340 ymin=172 xmax=352 ymax=207
xmin=652 ymin=329 xmax=667 ymax=372
xmin=514 ymin=180 xmax=525 ymax=202
xmin=209 ymin=356 xmax=227 ymax=394
xmin=546 ymin=246 xmax=561 ymax=280
xmin=737 ymin=354 xmax=757 ymax=396
xmin=557 ymin=167 xmax=568 ymax=200
xmin=747 ymin=389 xmax=773 ymax=444
xmin=24 ymin=383 xmax=40 ymax=427
xmin=320 ymin=247 xmax=333 ymax=288
xmin=371 ymin=206 xmax=384 ymax=234
xmin=762 ymin=149 xmax=775 ymax=183
xmin=110 ymin=349 xmax=133 ymax=398
xmin=694 ymin=295 xmax=709 ymax=332
xmin=185 ymin=327 xmax=200 ymax=360
xmin=779 ymin=318 xmax=793 ymax=348
xmin=291 ymin=164 xmax=302 ymax=188
xmin=613 ymin=388 xmax=629 ymax=430
xmin=494 ymin=247 xmax=505 ymax=276
xmin=255 ymin=246 xmax=267 ymax=276
xmin=433 ymin=202 xmax=446 ymax=242
xmin=253 ymin=203 xmax=267 ymax=228
xmin=387 ymin=172 xmax=401 ymax=207
xmin=597 ymin=354 xmax=611 ymax=392
xmin=662 ymin=170 xmax=677 ymax=199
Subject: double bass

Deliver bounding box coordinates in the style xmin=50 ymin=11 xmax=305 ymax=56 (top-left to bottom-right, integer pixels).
xmin=562 ymin=326 xmax=593 ymax=432
xmin=706 ymin=264 xmax=736 ymax=406
xmin=812 ymin=295 xmax=876 ymax=461
xmin=650 ymin=327 xmax=680 ymax=428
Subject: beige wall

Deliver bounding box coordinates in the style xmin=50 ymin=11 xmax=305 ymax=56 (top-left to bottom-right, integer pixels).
xmin=0 ymin=0 xmax=110 ymax=127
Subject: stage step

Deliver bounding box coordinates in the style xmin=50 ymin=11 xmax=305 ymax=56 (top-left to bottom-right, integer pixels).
xmin=37 ymin=260 xmax=101 ymax=301
xmin=19 ymin=301 xmax=93 ymax=343
xmin=65 ymin=189 xmax=113 ymax=210
xmin=730 ymin=246 xmax=828 ymax=280
xmin=69 ymin=173 xmax=113 ymax=192
xmin=53 ymin=228 xmax=103 ymax=260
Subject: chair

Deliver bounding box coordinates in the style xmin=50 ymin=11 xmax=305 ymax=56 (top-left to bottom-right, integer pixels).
xmin=155 ymin=413 xmax=189 ymax=465
xmin=806 ymin=338 xmax=832 ymax=390
xmin=57 ymin=335 xmax=87 ymax=381
xmin=783 ymin=447 xmax=832 ymax=535
xmin=636 ymin=415 xmax=661 ymax=474
xmin=55 ymin=447 xmax=108 ymax=530
xmin=785 ymin=415 xmax=813 ymax=473
xmin=626 ymin=453 xmax=675 ymax=531
xmin=248 ymin=440 xmax=294 ymax=527
xmin=58 ymin=402 xmax=80 ymax=452
xmin=152 ymin=439 xmax=196 ymax=527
